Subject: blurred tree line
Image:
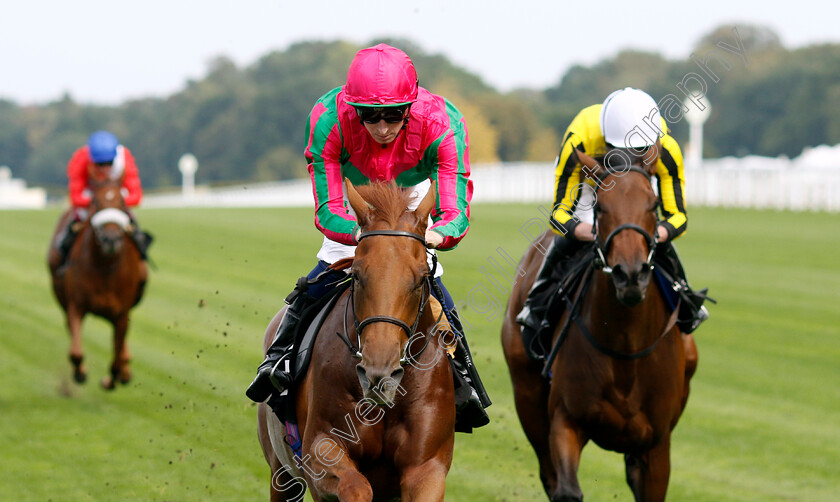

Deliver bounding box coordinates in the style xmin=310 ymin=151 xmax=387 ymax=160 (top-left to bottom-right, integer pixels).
xmin=2 ymin=25 xmax=839 ymax=192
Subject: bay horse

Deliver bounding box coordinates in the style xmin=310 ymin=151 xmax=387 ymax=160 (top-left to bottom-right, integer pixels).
xmin=48 ymin=174 xmax=147 ymax=389
xmin=501 ymin=149 xmax=699 ymax=501
xmin=257 ymin=180 xmax=456 ymax=501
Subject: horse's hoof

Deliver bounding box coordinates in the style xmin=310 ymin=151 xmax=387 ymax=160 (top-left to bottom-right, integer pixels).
xmin=100 ymin=377 xmax=116 ymax=391
xmin=119 ymin=374 xmax=131 ymax=385
xmin=73 ymin=371 xmax=88 ymax=384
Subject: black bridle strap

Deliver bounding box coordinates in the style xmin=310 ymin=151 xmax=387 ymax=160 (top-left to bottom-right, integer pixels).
xmin=357 ymin=315 xmax=413 ymax=337
xmin=594 ymin=223 xmax=657 ymax=273
xmin=341 ymin=272 xmax=434 ymax=365
xmin=593 ymin=167 xmax=658 ymax=272
xmin=335 ymin=228 xmax=435 ymax=365
xmin=358 ymin=230 xmax=427 ymax=246
xmin=603 ymin=223 xmax=655 ymax=251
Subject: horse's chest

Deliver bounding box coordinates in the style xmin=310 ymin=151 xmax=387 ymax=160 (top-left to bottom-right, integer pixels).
xmin=569 ymin=382 xmax=660 ymax=450
xmin=79 ymin=280 xmax=133 ymax=316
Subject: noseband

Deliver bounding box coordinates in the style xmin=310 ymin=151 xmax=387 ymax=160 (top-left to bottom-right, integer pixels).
xmin=339 ymin=229 xmax=436 ymax=366
xmin=593 ymin=166 xmax=658 ymax=273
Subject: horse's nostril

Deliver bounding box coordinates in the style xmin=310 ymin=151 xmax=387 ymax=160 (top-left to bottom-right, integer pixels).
xmin=356 ymin=365 xmax=370 ymax=390
xmin=612 ymin=265 xmax=629 ymax=284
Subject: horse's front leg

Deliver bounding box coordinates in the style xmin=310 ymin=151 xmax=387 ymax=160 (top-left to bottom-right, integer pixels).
xmin=548 ymin=410 xmax=587 ymax=502
xmin=624 ymin=434 xmax=671 ymax=502
xmin=503 ymin=323 xmax=555 ymax=495
xmin=102 ymin=314 xmax=131 ymax=390
xmin=65 ymin=304 xmax=87 ymax=384
xmin=399 ymin=458 xmax=449 ymax=501
xmin=304 ymin=434 xmax=372 ymax=502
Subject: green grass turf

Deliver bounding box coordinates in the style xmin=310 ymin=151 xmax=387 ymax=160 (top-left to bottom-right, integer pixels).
xmin=0 ymin=205 xmax=837 ymax=501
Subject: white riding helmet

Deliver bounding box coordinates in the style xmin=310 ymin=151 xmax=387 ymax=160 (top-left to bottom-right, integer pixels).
xmin=600 ymin=88 xmax=662 ymax=148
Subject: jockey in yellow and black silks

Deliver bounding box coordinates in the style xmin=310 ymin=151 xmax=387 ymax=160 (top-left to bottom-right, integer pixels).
xmin=549 ymin=98 xmax=686 ymax=242
xmin=516 ymin=88 xmax=710 ymax=360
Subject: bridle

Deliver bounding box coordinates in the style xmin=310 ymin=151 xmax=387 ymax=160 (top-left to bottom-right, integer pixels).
xmin=338 ymin=229 xmax=437 ymax=366
xmin=592 ymin=166 xmax=658 ymax=273
xmin=540 ymin=165 xmax=674 ymax=370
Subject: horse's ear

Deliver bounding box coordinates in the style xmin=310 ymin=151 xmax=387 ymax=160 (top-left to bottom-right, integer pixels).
xmin=414 ymin=181 xmax=436 ymax=226
xmin=345 ymin=178 xmax=370 ymax=225
xmin=573 ymin=148 xmax=605 ymax=178
xmin=642 ymin=140 xmax=662 ymax=175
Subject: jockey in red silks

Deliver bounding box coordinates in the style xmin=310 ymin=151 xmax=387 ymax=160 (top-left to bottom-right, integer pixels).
xmin=68 ymin=131 xmax=143 ymax=210
xmin=50 ymin=131 xmax=152 ymax=270
xmin=247 ymin=44 xmax=490 ymax=431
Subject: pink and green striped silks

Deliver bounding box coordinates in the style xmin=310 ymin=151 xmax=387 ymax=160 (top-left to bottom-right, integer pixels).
xmin=304 ymin=85 xmax=473 ymax=250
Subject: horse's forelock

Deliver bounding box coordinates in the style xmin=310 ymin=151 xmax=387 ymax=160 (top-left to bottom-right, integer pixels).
xmin=604 ymin=147 xmax=647 ymax=171
xmin=356 ymin=182 xmax=414 ymax=226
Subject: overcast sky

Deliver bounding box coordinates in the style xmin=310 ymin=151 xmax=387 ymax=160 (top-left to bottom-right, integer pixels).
xmin=2 ymin=0 xmax=838 ymax=105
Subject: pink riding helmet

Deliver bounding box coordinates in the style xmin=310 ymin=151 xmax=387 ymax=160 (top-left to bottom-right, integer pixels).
xmin=344 ymin=44 xmax=419 ymax=107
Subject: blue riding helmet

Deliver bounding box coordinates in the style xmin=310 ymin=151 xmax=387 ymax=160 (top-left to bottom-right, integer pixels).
xmin=87 ymin=131 xmax=119 ymax=163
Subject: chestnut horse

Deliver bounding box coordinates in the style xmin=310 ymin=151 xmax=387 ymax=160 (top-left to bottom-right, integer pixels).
xmin=501 ymin=150 xmax=698 ymax=501
xmin=257 ymin=180 xmax=455 ymax=501
xmin=48 ymin=176 xmax=147 ymax=389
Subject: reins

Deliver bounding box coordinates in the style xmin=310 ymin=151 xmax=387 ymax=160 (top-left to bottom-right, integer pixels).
xmin=572 ymin=297 xmax=680 ymax=360
xmin=540 ymin=165 xmax=678 ymax=375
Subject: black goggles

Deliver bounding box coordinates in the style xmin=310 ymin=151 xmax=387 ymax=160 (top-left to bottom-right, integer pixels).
xmin=94 ymin=161 xmax=114 ymax=167
xmin=356 ymin=106 xmax=409 ymax=124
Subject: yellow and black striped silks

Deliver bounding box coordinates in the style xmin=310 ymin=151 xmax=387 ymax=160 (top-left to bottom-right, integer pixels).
xmin=550 ymin=104 xmax=687 ymax=240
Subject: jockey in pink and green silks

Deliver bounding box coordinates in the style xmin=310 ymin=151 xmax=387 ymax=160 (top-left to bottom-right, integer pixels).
xmin=247 ymin=44 xmax=490 ymax=433
xmin=304 ymin=43 xmax=473 ymax=252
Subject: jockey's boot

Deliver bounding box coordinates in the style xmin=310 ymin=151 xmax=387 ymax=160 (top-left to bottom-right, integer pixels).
xmin=246 ymin=285 xmax=314 ymax=403
xmin=655 ymin=241 xmax=714 ymax=334
xmin=448 ymin=310 xmax=491 ymax=432
xmin=516 ymin=235 xmax=574 ymax=360
xmin=50 ymin=221 xmax=80 ymax=272
xmin=130 ymin=223 xmax=154 ymax=261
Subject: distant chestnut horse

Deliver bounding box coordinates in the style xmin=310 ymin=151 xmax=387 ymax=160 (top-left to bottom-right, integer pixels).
xmin=258 ymin=180 xmax=455 ymax=501
xmin=48 ymin=175 xmax=147 ymax=389
xmin=502 ymin=150 xmax=698 ymax=501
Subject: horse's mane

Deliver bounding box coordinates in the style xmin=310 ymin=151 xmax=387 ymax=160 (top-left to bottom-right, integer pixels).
xmin=356 ymin=182 xmax=414 ymax=226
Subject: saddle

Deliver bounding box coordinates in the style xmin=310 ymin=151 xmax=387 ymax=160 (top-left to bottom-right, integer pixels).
xmin=266 ymin=277 xmax=351 ymax=423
